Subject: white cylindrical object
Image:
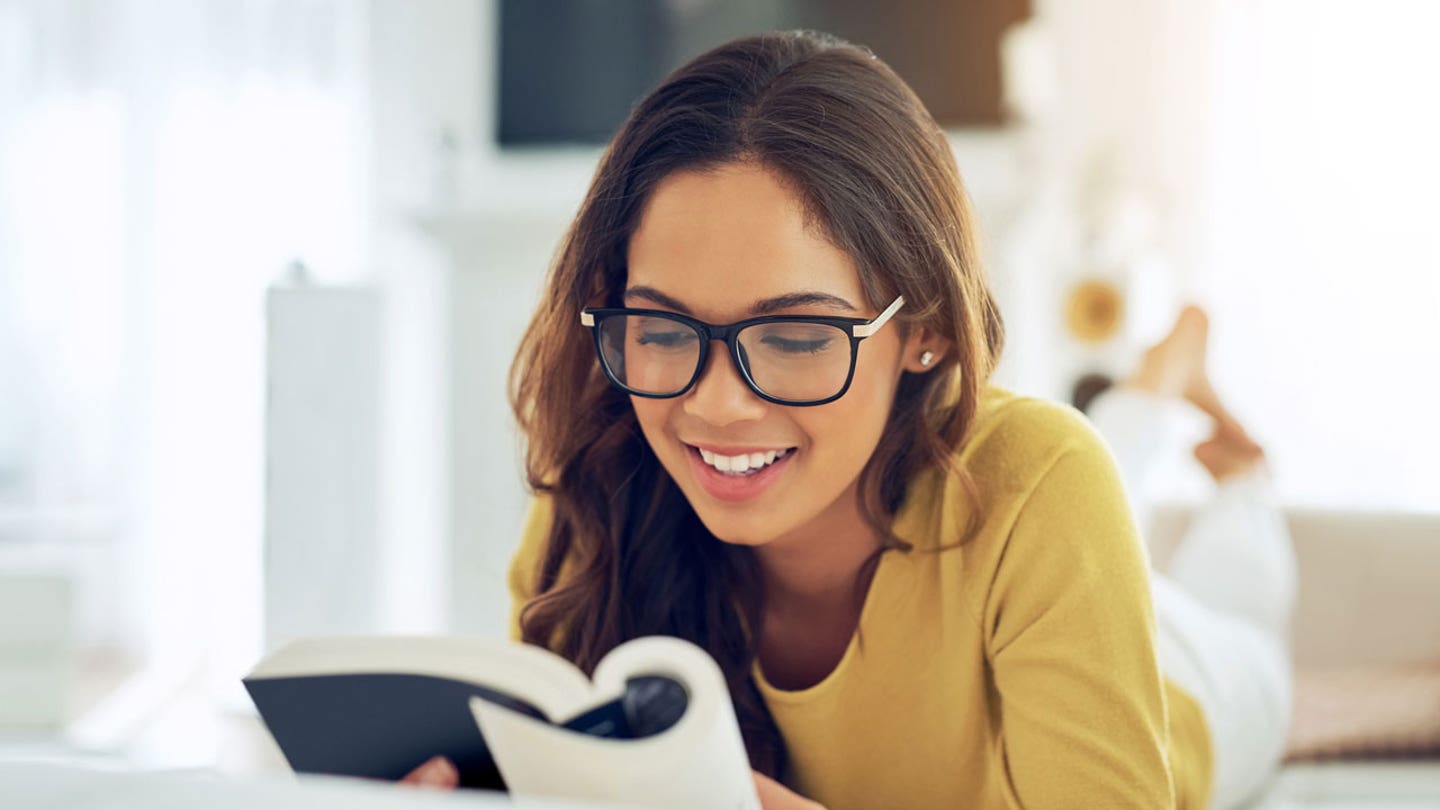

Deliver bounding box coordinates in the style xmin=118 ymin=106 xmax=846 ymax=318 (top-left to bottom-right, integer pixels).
xmin=263 ymin=283 xmax=382 ymax=654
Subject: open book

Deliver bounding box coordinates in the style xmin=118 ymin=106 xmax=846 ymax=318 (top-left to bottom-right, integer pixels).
xmin=242 ymin=635 xmax=761 ymax=809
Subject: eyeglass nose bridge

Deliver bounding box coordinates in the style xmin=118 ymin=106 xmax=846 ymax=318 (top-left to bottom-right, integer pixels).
xmin=685 ymin=324 xmax=765 ymax=401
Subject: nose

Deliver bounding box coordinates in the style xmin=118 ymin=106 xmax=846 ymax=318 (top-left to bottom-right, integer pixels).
xmin=681 ymin=340 xmax=767 ymax=427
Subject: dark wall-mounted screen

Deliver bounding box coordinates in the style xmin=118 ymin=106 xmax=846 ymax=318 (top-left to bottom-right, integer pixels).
xmin=498 ymin=0 xmax=1031 ymax=147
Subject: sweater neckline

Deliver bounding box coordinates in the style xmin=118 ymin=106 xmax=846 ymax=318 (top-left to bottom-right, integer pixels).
xmin=750 ymin=477 xmax=931 ymax=703
xmin=750 ymin=546 xmax=900 ymax=703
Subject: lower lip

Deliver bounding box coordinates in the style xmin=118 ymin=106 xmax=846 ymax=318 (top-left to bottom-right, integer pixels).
xmin=685 ymin=446 xmax=796 ymax=503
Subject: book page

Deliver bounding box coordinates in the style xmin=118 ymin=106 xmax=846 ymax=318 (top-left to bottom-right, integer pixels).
xmin=471 ymin=636 xmax=761 ymax=810
xmin=247 ymin=635 xmax=599 ymax=721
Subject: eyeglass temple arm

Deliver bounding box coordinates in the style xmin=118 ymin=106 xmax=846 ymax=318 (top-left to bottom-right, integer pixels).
xmin=580 ymin=311 xmax=595 ymax=326
xmin=850 ymin=295 xmax=905 ymax=337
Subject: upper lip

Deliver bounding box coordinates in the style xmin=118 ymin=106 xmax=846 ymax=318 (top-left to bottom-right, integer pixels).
xmin=685 ymin=441 xmax=797 ymax=455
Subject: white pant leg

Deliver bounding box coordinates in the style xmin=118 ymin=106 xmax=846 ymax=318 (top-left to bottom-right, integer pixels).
xmin=1151 ymin=573 xmax=1293 ymax=810
xmin=1085 ymin=386 xmax=1197 ymax=551
xmin=1090 ymin=387 xmax=1298 ymax=809
xmin=1166 ymin=470 xmax=1297 ymax=639
xmin=1163 ymin=470 xmax=1298 ymax=808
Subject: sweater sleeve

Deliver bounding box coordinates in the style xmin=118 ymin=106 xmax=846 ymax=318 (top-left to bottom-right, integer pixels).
xmin=985 ymin=422 xmax=1176 ymax=809
xmin=506 ymin=494 xmax=554 ymax=643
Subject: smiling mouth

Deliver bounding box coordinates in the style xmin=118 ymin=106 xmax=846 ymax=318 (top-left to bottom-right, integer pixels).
xmin=686 ymin=445 xmax=798 ymax=476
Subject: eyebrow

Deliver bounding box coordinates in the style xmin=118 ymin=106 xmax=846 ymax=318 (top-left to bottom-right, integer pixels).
xmin=622 ymin=285 xmax=859 ymax=316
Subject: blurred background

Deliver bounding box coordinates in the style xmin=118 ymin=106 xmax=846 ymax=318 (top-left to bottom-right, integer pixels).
xmin=1 ymin=0 xmax=1437 ymax=799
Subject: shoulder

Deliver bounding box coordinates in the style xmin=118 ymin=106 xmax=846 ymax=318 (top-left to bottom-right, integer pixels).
xmin=959 ymin=384 xmax=1113 ymax=496
xmin=507 ymin=495 xmax=557 ymax=605
xmin=895 ymin=384 xmax=1122 ymax=553
xmin=963 ymin=387 xmax=1143 ymax=589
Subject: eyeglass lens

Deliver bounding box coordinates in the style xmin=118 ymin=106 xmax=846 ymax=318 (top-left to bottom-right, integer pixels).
xmin=596 ymin=314 xmax=851 ymax=403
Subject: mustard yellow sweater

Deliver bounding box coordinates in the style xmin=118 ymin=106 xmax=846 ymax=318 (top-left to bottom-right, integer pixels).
xmin=506 ymin=386 xmax=1212 ymax=809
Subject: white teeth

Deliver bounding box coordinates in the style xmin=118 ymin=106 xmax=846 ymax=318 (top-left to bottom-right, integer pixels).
xmin=695 ymin=446 xmax=795 ymax=475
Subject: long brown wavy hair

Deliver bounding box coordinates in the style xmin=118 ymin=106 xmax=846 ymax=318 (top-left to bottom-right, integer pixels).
xmin=508 ymin=30 xmax=1005 ymax=778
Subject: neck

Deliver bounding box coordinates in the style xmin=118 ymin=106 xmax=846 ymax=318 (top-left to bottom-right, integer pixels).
xmin=753 ymin=481 xmax=884 ymax=616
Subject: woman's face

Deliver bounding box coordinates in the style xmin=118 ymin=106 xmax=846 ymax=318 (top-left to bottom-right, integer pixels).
xmin=624 ymin=161 xmax=933 ymax=548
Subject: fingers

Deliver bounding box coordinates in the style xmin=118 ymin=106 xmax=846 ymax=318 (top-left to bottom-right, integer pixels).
xmin=752 ymin=769 xmax=826 ymax=810
xmin=399 ymin=755 xmax=459 ymax=789
xmin=753 ymin=770 xmax=782 ymax=804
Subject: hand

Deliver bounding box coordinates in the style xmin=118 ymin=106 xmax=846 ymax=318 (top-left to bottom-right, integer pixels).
xmin=752 ymin=770 xmax=826 ymax=810
xmin=399 ymin=755 xmax=459 ymax=790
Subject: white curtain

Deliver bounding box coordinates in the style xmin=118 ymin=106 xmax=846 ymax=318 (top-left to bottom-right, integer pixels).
xmin=0 ymin=0 xmax=370 ymax=705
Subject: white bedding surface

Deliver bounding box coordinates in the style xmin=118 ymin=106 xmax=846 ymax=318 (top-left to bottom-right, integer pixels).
xmin=1246 ymin=762 xmax=1440 ymax=809
xmin=0 ymin=760 xmax=639 ymax=810
xmin=5 ymin=759 xmax=1439 ymax=809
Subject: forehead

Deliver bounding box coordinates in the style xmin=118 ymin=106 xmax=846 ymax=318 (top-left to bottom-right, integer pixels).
xmin=625 ymin=162 xmax=864 ymax=320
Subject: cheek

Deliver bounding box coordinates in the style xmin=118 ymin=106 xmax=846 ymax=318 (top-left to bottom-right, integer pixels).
xmin=630 ymin=396 xmax=701 ymax=485
xmin=631 ymin=397 xmax=673 ymax=448
xmin=804 ymin=361 xmax=896 ymax=468
xmin=809 ymin=339 xmax=909 ymax=486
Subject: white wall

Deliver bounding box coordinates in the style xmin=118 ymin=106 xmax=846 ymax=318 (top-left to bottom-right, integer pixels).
xmin=365 ymin=0 xmax=554 ymax=640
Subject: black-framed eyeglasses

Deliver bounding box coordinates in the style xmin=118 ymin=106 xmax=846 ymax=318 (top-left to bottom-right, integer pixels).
xmin=579 ymin=296 xmax=905 ymax=406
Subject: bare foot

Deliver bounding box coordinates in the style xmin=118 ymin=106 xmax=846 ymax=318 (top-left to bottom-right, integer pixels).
xmin=1123 ymin=305 xmax=1249 ymax=438
xmin=1193 ymin=422 xmax=1267 ymax=483
xmin=1123 ymin=305 xmax=1211 ymax=398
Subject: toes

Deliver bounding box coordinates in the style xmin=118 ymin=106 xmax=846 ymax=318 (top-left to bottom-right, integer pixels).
xmin=1177 ymin=304 xmax=1210 ymax=333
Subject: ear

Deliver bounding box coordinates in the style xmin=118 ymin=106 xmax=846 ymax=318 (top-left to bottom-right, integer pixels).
xmin=899 ymin=325 xmax=951 ymax=373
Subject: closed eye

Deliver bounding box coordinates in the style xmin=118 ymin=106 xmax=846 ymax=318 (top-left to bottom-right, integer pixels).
xmin=760 ymin=335 xmax=833 ymax=355
xmin=635 ymin=330 xmax=697 ymax=348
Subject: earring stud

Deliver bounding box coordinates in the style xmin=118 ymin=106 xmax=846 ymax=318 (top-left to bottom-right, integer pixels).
xmin=919 ymin=350 xmax=934 ymax=367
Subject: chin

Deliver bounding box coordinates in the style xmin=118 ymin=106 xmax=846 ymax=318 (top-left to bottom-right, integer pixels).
xmin=706 ymin=524 xmax=773 ymax=547
xmin=684 ymin=499 xmax=785 ymax=548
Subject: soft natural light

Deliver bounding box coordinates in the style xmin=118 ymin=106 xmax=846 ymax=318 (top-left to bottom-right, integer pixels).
xmin=2 ymin=94 xmax=127 ymax=508
xmin=1205 ymin=0 xmax=1440 ymax=512
xmin=147 ymin=80 xmax=367 ymax=694
xmin=1 ymin=68 xmax=366 ymax=697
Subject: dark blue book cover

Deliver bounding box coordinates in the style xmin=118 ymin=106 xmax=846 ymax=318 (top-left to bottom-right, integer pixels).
xmin=243 ymin=647 xmax=684 ymax=791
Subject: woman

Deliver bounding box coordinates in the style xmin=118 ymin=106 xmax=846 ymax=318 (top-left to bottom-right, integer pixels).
xmin=403 ymin=31 xmax=1293 ymax=809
